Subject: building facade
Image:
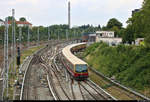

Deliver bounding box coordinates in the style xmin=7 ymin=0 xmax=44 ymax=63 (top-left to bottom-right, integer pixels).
xmin=135 ymin=38 xmax=144 ymax=45
xmin=8 ymin=21 xmax=32 ymax=29
xmin=96 ymin=31 xmax=122 ymax=45
xmin=89 ymin=34 xmax=96 ymax=42
xmin=16 ymin=21 xmax=32 ymax=28
xmin=96 ymin=31 xmax=114 ymax=38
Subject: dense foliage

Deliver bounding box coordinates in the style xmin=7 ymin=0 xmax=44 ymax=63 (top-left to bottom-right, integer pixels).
xmin=123 ymin=0 xmax=150 ymax=45
xmin=19 ymin=17 xmax=27 ymax=21
xmin=84 ymin=42 xmax=150 ymax=91
xmin=0 ymin=16 xmax=102 ymax=44
xmin=101 ymin=18 xmax=124 ymax=37
xmin=0 ymin=21 xmax=101 ymax=44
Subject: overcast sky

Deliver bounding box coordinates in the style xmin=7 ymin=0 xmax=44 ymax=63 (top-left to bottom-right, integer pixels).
xmin=0 ymin=0 xmax=143 ymax=27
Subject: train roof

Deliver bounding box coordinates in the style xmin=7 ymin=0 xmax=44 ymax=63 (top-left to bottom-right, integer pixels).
xmin=62 ymin=43 xmax=87 ymax=65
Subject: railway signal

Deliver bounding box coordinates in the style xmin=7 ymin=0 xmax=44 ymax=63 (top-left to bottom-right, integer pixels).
xmin=17 ymin=47 xmax=20 ymax=66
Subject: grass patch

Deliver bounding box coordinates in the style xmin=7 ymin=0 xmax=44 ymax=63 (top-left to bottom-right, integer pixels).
xmin=21 ymin=45 xmax=44 ymax=63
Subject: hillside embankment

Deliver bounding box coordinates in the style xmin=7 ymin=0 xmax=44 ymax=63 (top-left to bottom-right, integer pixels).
xmin=82 ymin=42 xmax=150 ymax=96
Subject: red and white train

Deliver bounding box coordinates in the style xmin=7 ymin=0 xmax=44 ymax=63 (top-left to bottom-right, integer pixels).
xmin=61 ymin=43 xmax=88 ymax=80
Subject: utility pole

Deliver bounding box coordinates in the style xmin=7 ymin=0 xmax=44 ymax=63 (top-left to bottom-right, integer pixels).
xmin=27 ymin=26 xmax=30 ymax=48
xmin=3 ymin=17 xmax=9 ymax=100
xmin=37 ymin=27 xmax=39 ymax=46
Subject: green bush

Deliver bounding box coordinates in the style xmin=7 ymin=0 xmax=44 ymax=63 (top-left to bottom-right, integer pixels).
xmin=84 ymin=42 xmax=150 ymax=90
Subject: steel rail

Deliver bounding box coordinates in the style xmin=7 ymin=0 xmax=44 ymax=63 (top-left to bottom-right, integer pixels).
xmin=87 ymin=80 xmax=117 ymax=100
xmin=20 ymin=46 xmax=47 ymax=100
xmin=20 ymin=56 xmax=32 ymax=100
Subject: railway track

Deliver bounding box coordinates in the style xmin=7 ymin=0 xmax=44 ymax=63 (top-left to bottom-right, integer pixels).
xmin=54 ymin=42 xmax=150 ymax=100
xmin=20 ymin=44 xmax=55 ymax=100
xmin=20 ymin=41 xmax=118 ymax=101
xmin=36 ymin=41 xmax=72 ymax=100
xmin=54 ymin=51 xmax=116 ymax=100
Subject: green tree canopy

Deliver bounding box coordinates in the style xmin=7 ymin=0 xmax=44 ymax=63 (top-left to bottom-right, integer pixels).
xmin=6 ymin=16 xmax=15 ymax=21
xmin=124 ymin=0 xmax=150 ymax=46
xmin=0 ymin=19 xmax=3 ymax=22
xmin=106 ymin=18 xmax=123 ymax=29
xmin=19 ymin=17 xmax=27 ymax=21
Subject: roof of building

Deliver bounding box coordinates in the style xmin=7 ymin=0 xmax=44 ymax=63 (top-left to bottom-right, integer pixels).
xmin=8 ymin=21 xmax=32 ymax=25
xmin=62 ymin=43 xmax=87 ymax=65
xmin=83 ymin=32 xmax=94 ymax=36
xmin=96 ymin=31 xmax=114 ymax=33
xmin=89 ymin=34 xmax=96 ymax=36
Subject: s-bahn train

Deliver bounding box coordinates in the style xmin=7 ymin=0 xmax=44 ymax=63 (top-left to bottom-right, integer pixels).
xmin=61 ymin=43 xmax=88 ymax=80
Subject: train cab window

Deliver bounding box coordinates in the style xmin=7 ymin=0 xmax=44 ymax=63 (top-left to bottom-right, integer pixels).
xmin=76 ymin=65 xmax=87 ymax=73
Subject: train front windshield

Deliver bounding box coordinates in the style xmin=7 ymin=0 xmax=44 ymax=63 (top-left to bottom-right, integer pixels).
xmin=76 ymin=64 xmax=87 ymax=73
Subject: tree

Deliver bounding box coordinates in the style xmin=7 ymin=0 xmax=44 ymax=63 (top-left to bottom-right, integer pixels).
xmin=123 ymin=25 xmax=135 ymax=44
xmin=101 ymin=26 xmax=108 ymax=30
xmin=124 ymin=0 xmax=150 ymax=46
xmin=107 ymin=18 xmax=123 ymax=29
xmin=98 ymin=25 xmax=101 ymax=30
xmin=110 ymin=26 xmax=120 ymax=37
xmin=6 ymin=16 xmax=14 ymax=21
xmin=0 ymin=26 xmax=5 ymax=44
xmin=19 ymin=17 xmax=27 ymax=22
xmin=0 ymin=19 xmax=3 ymax=22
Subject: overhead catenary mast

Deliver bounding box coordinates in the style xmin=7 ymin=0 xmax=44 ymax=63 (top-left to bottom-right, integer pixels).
xmin=3 ymin=17 xmax=9 ymax=100
xmin=12 ymin=9 xmax=16 ymax=74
